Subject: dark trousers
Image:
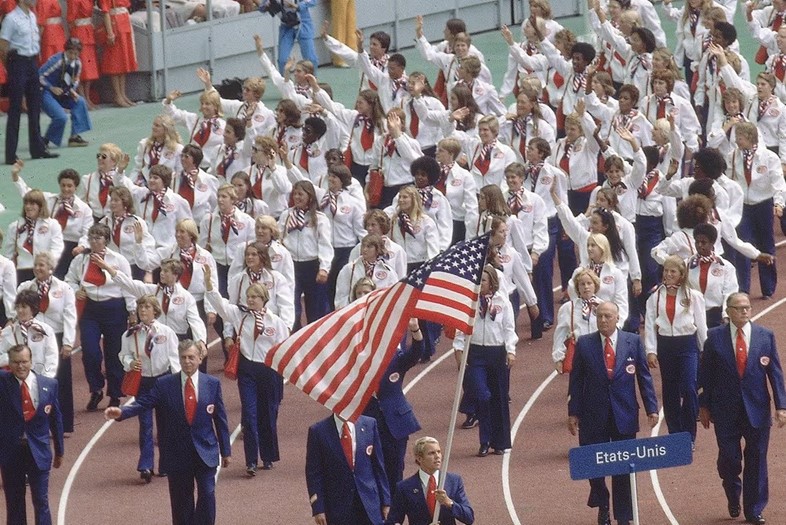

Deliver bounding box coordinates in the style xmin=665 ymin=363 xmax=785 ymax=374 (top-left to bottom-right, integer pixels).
xmin=167 ymin=446 xmax=217 ymax=525
xmin=137 ymin=374 xmax=167 ymax=472
xmin=532 ymin=216 xmax=558 ymax=325
xmin=706 ymin=307 xmax=723 ymax=329
xmin=80 ymin=297 xmax=127 ymax=398
xmin=715 ymin=410 xmax=771 ymax=519
xmin=327 ymin=246 xmax=354 ymax=311
xmin=212 ymin=263 xmax=230 ymax=359
xmin=464 ymin=344 xmax=511 ymax=450
xmin=238 ymin=355 xmax=283 ymax=466
xmin=633 ymin=214 xmax=665 ymax=330
xmin=55 ymin=332 xmax=74 ymax=433
xmin=366 ymin=398 xmax=408 ymax=497
xmin=451 ymin=219 xmax=466 ymax=246
xmin=582 ymin=414 xmax=635 ymax=522
xmin=17 ymin=269 xmax=35 ymax=286
xmin=657 ymin=334 xmax=699 ymax=441
xmin=737 ymin=199 xmax=777 ymax=297
xmin=5 ymin=56 xmax=45 ymax=164
xmin=54 ymin=241 xmax=78 ymax=280
xmin=293 ymin=259 xmax=330 ymax=331
xmin=1 ymin=442 xmax=52 ymax=525
xmin=350 ymin=161 xmax=368 ymax=188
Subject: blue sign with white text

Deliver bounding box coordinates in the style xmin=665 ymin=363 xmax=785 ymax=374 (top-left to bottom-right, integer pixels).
xmin=569 ymin=432 xmax=693 ymax=480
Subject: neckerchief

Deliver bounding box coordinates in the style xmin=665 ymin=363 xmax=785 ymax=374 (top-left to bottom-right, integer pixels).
xmin=320 ymin=191 xmax=339 ymax=216
xmin=18 ymin=217 xmax=35 ymax=253
xmin=217 ymin=146 xmax=236 ymax=178
xmin=147 ymin=141 xmax=163 ymax=167
xmin=193 ymin=117 xmax=217 ymax=147
xmin=419 ymin=186 xmax=434 ymax=209
xmin=55 ymin=196 xmax=75 ymax=230
xmin=398 ymin=211 xmax=416 ymax=238
xmin=220 ymin=211 xmax=239 ymax=242
xmin=581 ymin=295 xmax=601 ymax=320
xmin=435 ymin=163 xmax=451 ymax=195
xmin=287 ymin=208 xmax=307 ymax=232
xmin=479 ymin=294 xmax=496 ymax=320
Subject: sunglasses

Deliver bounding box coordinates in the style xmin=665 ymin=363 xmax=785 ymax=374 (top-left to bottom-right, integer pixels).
xmin=96 ymin=153 xmax=109 ymax=159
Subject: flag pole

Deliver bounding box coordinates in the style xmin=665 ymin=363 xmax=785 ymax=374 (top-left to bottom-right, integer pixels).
xmin=430 ymin=302 xmax=478 ymax=525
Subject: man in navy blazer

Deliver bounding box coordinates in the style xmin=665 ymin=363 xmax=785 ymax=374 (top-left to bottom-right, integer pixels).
xmin=363 ymin=318 xmax=423 ymax=494
xmin=106 ymin=340 xmax=231 ymax=525
xmin=568 ymin=302 xmax=658 ymax=525
xmin=699 ymin=293 xmax=786 ymax=525
xmin=306 ymin=413 xmax=391 ymax=525
xmin=0 ymin=344 xmax=64 ymax=525
xmin=385 ymin=436 xmax=474 ymax=525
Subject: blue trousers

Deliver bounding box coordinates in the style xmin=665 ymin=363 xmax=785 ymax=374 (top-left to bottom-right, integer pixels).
xmin=277 ymin=22 xmax=318 ymax=73
xmin=238 ymin=355 xmax=283 ymax=466
xmin=463 ymin=344 xmax=511 ymax=450
xmin=327 ymin=246 xmax=354 ymax=311
xmin=451 ymin=219 xmax=466 ymax=246
xmin=581 ymin=413 xmax=635 ymax=522
xmin=293 ymin=259 xmax=330 ymax=331
xmin=532 ymin=216 xmax=559 ymax=325
xmin=1 ymin=442 xmax=52 ymax=525
xmin=54 ymin=332 xmax=74 ymax=433
xmin=5 ymin=55 xmax=45 ymax=163
xmin=632 ymin=214 xmax=665 ymax=331
xmin=41 ymin=90 xmax=92 ymax=146
xmin=80 ymin=298 xmax=127 ymax=398
xmin=657 ymin=334 xmax=699 ymax=441
xmin=736 ymin=199 xmax=777 ymax=297
xmin=365 ymin=397 xmax=408 ymax=496
xmin=715 ymin=409 xmax=771 ymax=519
xmin=137 ymin=374 xmax=167 ymax=472
xmin=167 ymin=445 xmax=217 ymax=525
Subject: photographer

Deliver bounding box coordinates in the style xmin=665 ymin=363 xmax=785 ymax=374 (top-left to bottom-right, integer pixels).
xmin=39 ymin=37 xmax=92 ymax=148
xmin=259 ymin=0 xmax=318 ymax=74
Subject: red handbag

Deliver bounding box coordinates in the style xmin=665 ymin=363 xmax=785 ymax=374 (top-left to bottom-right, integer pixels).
xmin=562 ymin=337 xmax=576 ymax=374
xmin=365 ymin=168 xmax=384 ymax=208
xmin=224 ymin=343 xmax=240 ymax=380
xmin=121 ymin=369 xmax=142 ymax=396
xmin=224 ymin=320 xmax=243 ymax=380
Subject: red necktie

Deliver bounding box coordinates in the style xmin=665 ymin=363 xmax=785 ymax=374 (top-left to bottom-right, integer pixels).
xmin=657 ymin=99 xmax=666 ymax=119
xmin=359 ymin=121 xmax=374 ymax=151
xmin=666 ymin=293 xmax=676 ymax=324
xmin=252 ymin=167 xmax=264 ymax=199
xmin=341 ymin=422 xmax=354 ymax=470
xmin=180 ymin=248 xmax=194 ymax=289
xmin=21 ymin=380 xmax=35 ymax=422
xmin=427 ymin=474 xmax=437 ymax=517
xmin=99 ymin=175 xmax=112 ymax=208
xmin=409 ymin=100 xmax=420 ymax=138
xmin=736 ymin=328 xmax=747 ymax=378
xmin=38 ymin=280 xmax=50 ymax=313
xmin=84 ymin=256 xmax=107 ymax=286
xmin=160 ymin=285 xmax=172 ymax=314
xmin=699 ymin=261 xmax=710 ymax=293
xmin=299 ymin=145 xmax=309 ymax=172
xmin=604 ymin=337 xmax=615 ymax=379
xmin=185 ymin=376 xmax=197 ymax=425
xmin=55 ymin=199 xmax=74 ymax=230
xmin=193 ymin=120 xmax=212 ymax=147
xmin=112 ymin=216 xmax=124 ymax=247
xmin=180 ymin=173 xmax=195 ymax=207
xmin=474 ymin=144 xmax=492 ymax=175
xmin=560 ymin=142 xmax=572 ymax=174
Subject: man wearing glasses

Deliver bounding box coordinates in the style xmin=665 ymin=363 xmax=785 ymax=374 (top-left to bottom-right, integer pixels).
xmin=699 ymin=292 xmax=786 ymax=525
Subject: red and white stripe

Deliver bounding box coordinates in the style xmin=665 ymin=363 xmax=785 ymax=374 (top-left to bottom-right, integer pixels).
xmin=413 ymin=270 xmax=478 ymax=333
xmin=265 ymin=282 xmax=417 ymax=421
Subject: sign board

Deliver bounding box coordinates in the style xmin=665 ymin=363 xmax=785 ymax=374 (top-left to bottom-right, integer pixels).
xmin=569 ymin=432 xmax=693 ymax=480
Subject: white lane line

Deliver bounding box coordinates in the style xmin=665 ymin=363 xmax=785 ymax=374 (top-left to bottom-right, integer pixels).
xmin=58 ymin=336 xmax=223 ymax=522
xmin=648 ymin=297 xmax=786 ymax=525
xmin=648 ymin=409 xmax=678 ymax=525
xmin=215 ymin=424 xmax=243 ymax=480
xmin=503 ymin=371 xmax=558 ymax=525
xmin=57 ymin=398 xmax=135 ymax=525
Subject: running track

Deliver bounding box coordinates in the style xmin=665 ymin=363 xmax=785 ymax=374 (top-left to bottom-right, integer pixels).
xmin=4 ymin=235 xmax=786 ymax=524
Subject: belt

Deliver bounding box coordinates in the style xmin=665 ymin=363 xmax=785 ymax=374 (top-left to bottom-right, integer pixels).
xmin=73 ymin=17 xmax=92 ymax=26
xmin=109 ymin=7 xmax=128 ymax=14
xmin=45 ymin=16 xmax=62 ymax=24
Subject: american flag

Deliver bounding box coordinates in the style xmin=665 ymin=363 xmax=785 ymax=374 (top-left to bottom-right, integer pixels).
xmin=264 ymin=233 xmax=491 ymax=421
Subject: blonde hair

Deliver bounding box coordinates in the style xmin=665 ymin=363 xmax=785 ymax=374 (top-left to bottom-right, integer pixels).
xmin=99 ymin=143 xmax=124 ymax=164
xmin=572 ymin=268 xmax=601 ymax=295
xmin=199 ymin=90 xmax=222 ymax=117
xmin=397 ymin=185 xmax=426 ymax=222
xmin=148 ymin=114 xmax=182 ymax=152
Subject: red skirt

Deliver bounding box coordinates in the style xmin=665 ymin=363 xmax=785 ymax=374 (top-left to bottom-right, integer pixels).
xmin=100 ymin=12 xmax=138 ymax=75
xmin=40 ymin=21 xmax=67 ymax=62
xmin=71 ymin=24 xmax=100 ymax=81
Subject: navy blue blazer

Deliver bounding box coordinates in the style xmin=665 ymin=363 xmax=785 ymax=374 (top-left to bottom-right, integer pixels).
xmin=306 ymin=415 xmax=391 ymax=525
xmin=699 ymin=323 xmax=786 ymax=429
xmin=363 ymin=340 xmax=422 ymax=440
xmin=120 ymin=372 xmax=231 ymax=473
xmin=568 ymin=331 xmax=658 ymax=439
xmin=385 ymin=471 xmax=474 ymax=525
xmin=0 ymin=371 xmax=64 ymax=471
